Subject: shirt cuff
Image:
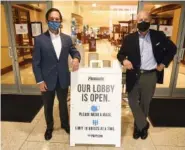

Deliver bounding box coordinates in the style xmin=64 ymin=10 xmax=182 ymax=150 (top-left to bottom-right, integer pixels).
xmin=160 ymin=63 xmax=166 ymax=67
xmin=37 ymin=81 xmax=44 ymax=84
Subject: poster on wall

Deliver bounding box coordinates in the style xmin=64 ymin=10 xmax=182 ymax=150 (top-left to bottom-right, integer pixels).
xmin=31 ymin=22 xmax=42 ymax=37
xmin=15 ymin=24 xmax=28 ymax=34
xmin=70 ymin=66 xmax=122 ymax=147
xmin=150 ymin=25 xmax=158 ymax=30
xmin=159 ymin=25 xmax=173 ymax=37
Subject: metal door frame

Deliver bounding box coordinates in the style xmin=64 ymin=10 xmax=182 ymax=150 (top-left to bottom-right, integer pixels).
xmin=138 ymin=1 xmax=185 ymax=97
xmin=1 ymin=1 xmax=52 ymax=95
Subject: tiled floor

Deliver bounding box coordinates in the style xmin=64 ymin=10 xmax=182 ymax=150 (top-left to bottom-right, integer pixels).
xmin=1 ymin=99 xmax=185 ymax=150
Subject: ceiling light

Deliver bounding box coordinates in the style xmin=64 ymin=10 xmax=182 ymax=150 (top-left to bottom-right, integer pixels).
xmin=92 ymin=3 xmax=96 ymax=7
xmin=154 ymin=5 xmax=161 ymax=8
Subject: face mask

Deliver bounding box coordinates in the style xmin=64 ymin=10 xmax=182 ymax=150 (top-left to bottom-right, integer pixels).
xmin=48 ymin=21 xmax=61 ymax=31
xmin=137 ymin=21 xmax=150 ymax=32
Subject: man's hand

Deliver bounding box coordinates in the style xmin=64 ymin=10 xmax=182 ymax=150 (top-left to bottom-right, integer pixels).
xmin=38 ymin=82 xmax=47 ymax=92
xmin=72 ymin=58 xmax=79 ymax=72
xmin=156 ymin=64 xmax=165 ymax=72
xmin=123 ymin=59 xmax=133 ymax=70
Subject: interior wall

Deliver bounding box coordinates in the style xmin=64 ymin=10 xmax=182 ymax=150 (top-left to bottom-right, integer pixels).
xmin=1 ymin=4 xmax=47 ymax=69
xmin=171 ymin=8 xmax=181 ymax=44
xmin=1 ymin=4 xmax=12 ymax=69
xmin=14 ymin=4 xmax=47 ymax=32
xmin=53 ymin=1 xmax=137 ymax=34
xmin=81 ymin=10 xmax=135 ymax=29
xmin=12 ymin=4 xmax=47 ymax=64
xmin=53 ymin=1 xmax=74 ymax=35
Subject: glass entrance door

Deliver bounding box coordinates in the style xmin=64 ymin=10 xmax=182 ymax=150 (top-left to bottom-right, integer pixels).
xmin=172 ymin=17 xmax=185 ymax=97
xmin=1 ymin=2 xmax=20 ymax=93
xmin=1 ymin=1 xmax=51 ymax=94
xmin=139 ymin=1 xmax=185 ymax=97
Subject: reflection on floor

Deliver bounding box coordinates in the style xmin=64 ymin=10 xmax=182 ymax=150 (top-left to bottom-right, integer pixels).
xmin=1 ymin=39 xmax=185 ymax=88
xmin=1 ymin=99 xmax=185 ymax=150
xmin=1 ymin=63 xmax=36 ymax=85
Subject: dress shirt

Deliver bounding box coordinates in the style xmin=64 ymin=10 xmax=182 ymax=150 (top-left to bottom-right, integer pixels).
xmin=139 ymin=31 xmax=157 ymax=70
xmin=49 ymin=30 xmax=62 ymax=59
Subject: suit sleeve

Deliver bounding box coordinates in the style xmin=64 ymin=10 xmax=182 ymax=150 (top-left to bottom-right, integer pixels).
xmin=160 ymin=31 xmax=177 ymax=67
xmin=32 ymin=37 xmax=43 ymax=83
xmin=117 ymin=36 xmax=129 ymax=65
xmin=69 ymin=37 xmax=81 ymax=62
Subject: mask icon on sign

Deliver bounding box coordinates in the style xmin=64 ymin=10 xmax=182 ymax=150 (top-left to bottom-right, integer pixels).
xmin=91 ymin=105 xmax=100 ymax=112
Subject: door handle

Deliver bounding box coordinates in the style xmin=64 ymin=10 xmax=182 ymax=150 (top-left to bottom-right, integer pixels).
xmin=8 ymin=46 xmax=13 ymax=58
xmin=178 ymin=48 xmax=185 ymax=63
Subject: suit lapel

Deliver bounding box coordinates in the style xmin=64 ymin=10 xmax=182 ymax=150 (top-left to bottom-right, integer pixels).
xmin=135 ymin=32 xmax=141 ymax=63
xmin=44 ymin=31 xmax=58 ymax=61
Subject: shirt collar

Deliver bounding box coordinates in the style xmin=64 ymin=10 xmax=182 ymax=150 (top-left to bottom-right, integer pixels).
xmin=49 ymin=30 xmax=60 ymax=39
xmin=138 ymin=29 xmax=150 ymax=38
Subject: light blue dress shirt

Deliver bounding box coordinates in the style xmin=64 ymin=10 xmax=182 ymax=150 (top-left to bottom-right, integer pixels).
xmin=139 ymin=31 xmax=157 ymax=70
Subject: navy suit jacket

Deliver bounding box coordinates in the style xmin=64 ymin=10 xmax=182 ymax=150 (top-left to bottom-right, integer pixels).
xmin=117 ymin=29 xmax=177 ymax=93
xmin=32 ymin=31 xmax=81 ymax=91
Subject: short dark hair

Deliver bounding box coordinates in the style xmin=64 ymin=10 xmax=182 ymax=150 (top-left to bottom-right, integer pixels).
xmin=45 ymin=8 xmax=62 ymax=22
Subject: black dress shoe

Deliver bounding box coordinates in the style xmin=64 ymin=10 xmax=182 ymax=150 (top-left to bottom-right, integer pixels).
xmin=62 ymin=126 xmax=70 ymax=134
xmin=44 ymin=129 xmax=53 ymax=140
xmin=133 ymin=123 xmax=141 ymax=139
xmin=141 ymin=122 xmax=150 ymax=140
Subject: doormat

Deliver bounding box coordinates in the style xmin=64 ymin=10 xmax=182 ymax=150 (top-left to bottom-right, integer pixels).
xmin=1 ymin=94 xmax=43 ymax=122
xmin=149 ymin=98 xmax=185 ymax=127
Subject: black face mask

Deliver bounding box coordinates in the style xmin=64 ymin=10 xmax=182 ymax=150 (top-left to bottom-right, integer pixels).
xmin=137 ymin=21 xmax=150 ymax=32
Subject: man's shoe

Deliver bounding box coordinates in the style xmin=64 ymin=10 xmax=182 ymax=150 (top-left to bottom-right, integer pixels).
xmin=44 ymin=129 xmax=53 ymax=140
xmin=140 ymin=122 xmax=150 ymax=140
xmin=62 ymin=126 xmax=70 ymax=134
xmin=133 ymin=123 xmax=141 ymax=139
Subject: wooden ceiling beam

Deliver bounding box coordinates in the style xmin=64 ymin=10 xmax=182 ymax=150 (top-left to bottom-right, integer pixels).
xmin=151 ymin=4 xmax=181 ymax=15
xmin=17 ymin=4 xmax=42 ymax=12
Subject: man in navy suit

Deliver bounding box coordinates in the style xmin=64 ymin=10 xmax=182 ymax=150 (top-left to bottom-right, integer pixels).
xmin=117 ymin=11 xmax=176 ymax=140
xmin=32 ymin=8 xmax=81 ymax=140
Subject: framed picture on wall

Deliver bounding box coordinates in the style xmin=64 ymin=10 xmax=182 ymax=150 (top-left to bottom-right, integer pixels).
xmin=150 ymin=24 xmax=158 ymax=31
xmin=159 ymin=25 xmax=173 ymax=37
xmin=31 ymin=22 xmax=42 ymax=37
xmin=15 ymin=23 xmax=28 ymax=34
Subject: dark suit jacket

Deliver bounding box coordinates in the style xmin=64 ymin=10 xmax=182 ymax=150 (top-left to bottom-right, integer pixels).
xmin=117 ymin=29 xmax=177 ymax=93
xmin=32 ymin=31 xmax=81 ymax=91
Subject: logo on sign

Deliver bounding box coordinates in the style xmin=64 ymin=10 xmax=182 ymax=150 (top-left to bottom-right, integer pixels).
xmin=88 ymin=77 xmax=104 ymax=81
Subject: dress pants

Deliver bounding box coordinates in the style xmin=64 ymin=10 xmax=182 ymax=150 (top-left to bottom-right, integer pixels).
xmin=41 ymin=77 xmax=69 ymax=130
xmin=128 ymin=71 xmax=157 ymax=130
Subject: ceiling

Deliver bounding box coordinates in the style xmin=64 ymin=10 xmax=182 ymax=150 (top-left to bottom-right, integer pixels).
xmin=77 ymin=1 xmax=138 ymax=6
xmin=144 ymin=4 xmax=175 ymax=17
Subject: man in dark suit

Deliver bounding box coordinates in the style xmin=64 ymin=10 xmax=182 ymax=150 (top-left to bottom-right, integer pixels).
xmin=32 ymin=8 xmax=81 ymax=140
xmin=117 ymin=11 xmax=176 ymax=140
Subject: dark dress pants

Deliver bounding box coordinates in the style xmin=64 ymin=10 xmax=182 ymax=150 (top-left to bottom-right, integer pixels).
xmin=41 ymin=77 xmax=69 ymax=130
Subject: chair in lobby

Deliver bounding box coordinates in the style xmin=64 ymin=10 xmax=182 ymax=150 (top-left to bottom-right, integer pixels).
xmin=88 ymin=53 xmax=99 ymax=68
xmin=102 ymin=60 xmax=111 ymax=67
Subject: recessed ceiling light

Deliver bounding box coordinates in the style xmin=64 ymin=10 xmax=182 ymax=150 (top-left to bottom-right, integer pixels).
xmin=92 ymin=3 xmax=96 ymax=7
xmin=154 ymin=5 xmax=161 ymax=8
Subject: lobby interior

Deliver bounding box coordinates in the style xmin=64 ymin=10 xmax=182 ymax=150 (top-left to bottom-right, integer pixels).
xmin=1 ymin=1 xmax=185 ymax=150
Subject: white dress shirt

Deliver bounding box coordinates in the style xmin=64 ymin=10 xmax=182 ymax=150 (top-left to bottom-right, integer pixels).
xmin=139 ymin=31 xmax=157 ymax=70
xmin=49 ymin=30 xmax=62 ymax=59
xmin=37 ymin=31 xmax=62 ymax=84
